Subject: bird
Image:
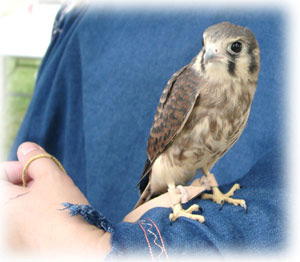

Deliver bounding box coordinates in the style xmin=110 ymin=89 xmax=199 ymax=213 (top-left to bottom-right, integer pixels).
xmin=135 ymin=22 xmax=260 ymax=222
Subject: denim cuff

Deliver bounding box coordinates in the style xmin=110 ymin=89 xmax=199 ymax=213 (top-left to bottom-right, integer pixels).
xmin=62 ymin=202 xmax=114 ymax=233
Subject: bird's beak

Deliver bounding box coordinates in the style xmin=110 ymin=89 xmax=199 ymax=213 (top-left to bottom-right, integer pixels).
xmin=204 ymin=48 xmax=224 ymax=64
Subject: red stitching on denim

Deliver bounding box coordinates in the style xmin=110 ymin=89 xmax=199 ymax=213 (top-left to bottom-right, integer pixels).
xmin=141 ymin=221 xmax=163 ymax=254
xmin=138 ymin=222 xmax=154 ymax=261
xmin=146 ymin=218 xmax=169 ymax=261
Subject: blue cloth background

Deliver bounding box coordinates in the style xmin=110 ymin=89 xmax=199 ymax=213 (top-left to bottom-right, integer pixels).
xmin=9 ymin=2 xmax=286 ymax=259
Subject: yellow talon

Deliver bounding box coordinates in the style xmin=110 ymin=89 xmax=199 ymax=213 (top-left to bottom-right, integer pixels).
xmin=201 ymin=184 xmax=247 ymax=212
xmin=169 ymin=203 xmax=205 ymax=223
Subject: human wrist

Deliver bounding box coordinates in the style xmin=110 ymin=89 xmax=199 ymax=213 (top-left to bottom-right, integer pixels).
xmin=60 ymin=206 xmax=112 ymax=258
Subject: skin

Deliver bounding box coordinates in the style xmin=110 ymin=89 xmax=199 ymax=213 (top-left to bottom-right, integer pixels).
xmin=1 ymin=142 xmax=172 ymax=258
xmin=1 ymin=142 xmax=111 ymax=258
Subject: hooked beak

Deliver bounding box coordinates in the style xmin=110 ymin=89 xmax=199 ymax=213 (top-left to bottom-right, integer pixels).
xmin=204 ymin=48 xmax=224 ymax=64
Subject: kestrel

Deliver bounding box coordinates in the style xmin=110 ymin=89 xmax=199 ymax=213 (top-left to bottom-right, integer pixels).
xmin=135 ymin=22 xmax=260 ymax=222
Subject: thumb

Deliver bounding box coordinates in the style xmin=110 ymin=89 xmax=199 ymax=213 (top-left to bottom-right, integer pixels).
xmin=17 ymin=142 xmax=65 ymax=184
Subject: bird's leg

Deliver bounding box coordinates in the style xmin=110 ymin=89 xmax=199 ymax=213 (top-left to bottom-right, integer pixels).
xmin=168 ymin=184 xmax=205 ymax=223
xmin=200 ymin=168 xmax=247 ymax=212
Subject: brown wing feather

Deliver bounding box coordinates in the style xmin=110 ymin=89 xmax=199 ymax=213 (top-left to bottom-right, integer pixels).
xmin=138 ymin=64 xmax=201 ymax=188
xmin=147 ymin=65 xmax=201 ymax=161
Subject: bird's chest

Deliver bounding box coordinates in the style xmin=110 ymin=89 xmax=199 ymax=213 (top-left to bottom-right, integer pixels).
xmin=170 ymin=82 xmax=252 ymax=168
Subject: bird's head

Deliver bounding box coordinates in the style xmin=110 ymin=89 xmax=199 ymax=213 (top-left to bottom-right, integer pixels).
xmin=195 ymin=22 xmax=260 ymax=82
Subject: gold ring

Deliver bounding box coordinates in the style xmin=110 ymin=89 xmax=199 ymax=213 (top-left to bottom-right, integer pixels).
xmin=22 ymin=154 xmax=66 ymax=187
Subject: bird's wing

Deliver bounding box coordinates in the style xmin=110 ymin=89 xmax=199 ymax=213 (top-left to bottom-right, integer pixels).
xmin=138 ymin=64 xmax=202 ymax=190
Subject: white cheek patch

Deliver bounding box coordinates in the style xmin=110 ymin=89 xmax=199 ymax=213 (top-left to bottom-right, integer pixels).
xmin=235 ymin=55 xmax=251 ymax=80
xmin=205 ymin=62 xmax=232 ymax=82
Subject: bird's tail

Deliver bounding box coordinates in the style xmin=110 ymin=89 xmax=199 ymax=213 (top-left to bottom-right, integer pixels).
xmin=134 ymin=182 xmax=153 ymax=209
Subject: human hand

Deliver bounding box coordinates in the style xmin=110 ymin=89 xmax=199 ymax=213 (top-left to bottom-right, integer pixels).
xmin=1 ymin=142 xmax=111 ymax=258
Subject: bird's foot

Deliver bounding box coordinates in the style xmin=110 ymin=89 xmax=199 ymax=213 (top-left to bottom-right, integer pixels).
xmin=169 ymin=203 xmax=205 ymax=223
xmin=201 ymin=184 xmax=247 ymax=212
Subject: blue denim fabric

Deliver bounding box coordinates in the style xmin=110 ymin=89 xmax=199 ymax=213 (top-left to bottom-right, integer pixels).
xmin=110 ymin=147 xmax=285 ymax=260
xmin=62 ymin=202 xmax=114 ymax=233
xmin=9 ymin=2 xmax=286 ymax=258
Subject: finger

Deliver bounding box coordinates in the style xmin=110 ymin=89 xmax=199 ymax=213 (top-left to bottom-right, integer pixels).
xmin=0 ymin=162 xmax=28 ymax=200
xmin=17 ymin=142 xmax=65 ymax=182
xmin=0 ymin=161 xmax=20 ymax=182
xmin=0 ymin=161 xmax=31 ymax=185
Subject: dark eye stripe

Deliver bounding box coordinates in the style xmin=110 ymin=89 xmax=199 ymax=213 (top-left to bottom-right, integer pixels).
xmin=228 ymin=60 xmax=236 ymax=76
xmin=200 ymin=49 xmax=206 ymax=72
xmin=248 ymin=42 xmax=258 ymax=74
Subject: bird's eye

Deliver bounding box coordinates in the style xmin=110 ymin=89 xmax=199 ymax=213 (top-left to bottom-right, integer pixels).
xmin=230 ymin=41 xmax=242 ymax=53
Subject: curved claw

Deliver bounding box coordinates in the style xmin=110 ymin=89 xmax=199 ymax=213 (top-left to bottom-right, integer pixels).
xmin=242 ymin=203 xmax=248 ymax=214
xmin=199 ymin=206 xmax=203 ymax=215
xmin=219 ymin=200 xmax=224 ymax=211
